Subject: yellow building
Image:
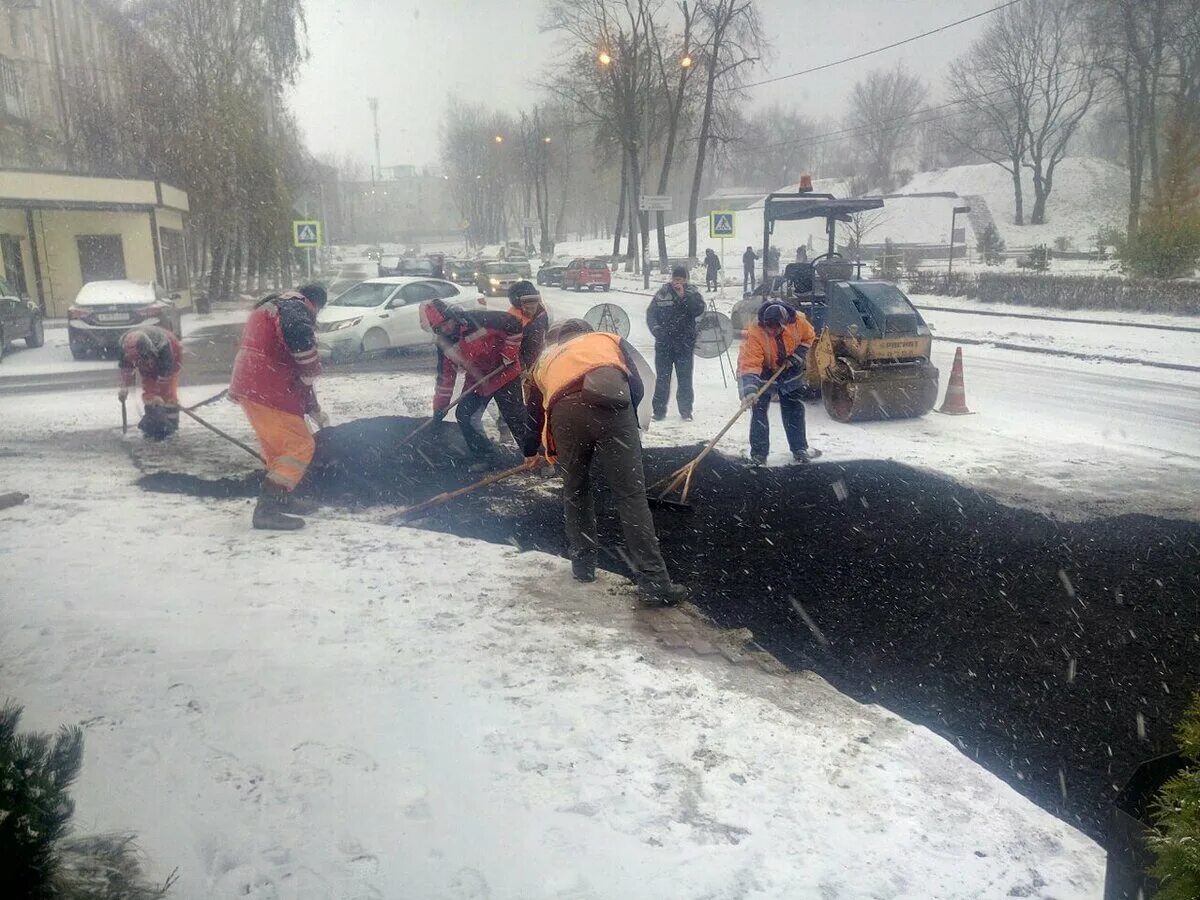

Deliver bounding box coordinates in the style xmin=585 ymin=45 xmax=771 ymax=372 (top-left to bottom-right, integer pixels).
xmin=0 ymin=169 xmax=190 ymax=317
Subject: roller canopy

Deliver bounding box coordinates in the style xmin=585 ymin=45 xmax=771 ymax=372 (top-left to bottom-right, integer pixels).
xmin=764 ymin=193 xmax=885 ymax=223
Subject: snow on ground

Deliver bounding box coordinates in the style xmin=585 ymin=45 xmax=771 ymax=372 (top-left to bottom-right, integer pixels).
xmin=1 ymin=384 xmax=1106 ymax=898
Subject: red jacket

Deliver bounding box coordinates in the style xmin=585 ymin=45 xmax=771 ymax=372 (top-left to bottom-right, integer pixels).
xmin=432 ymin=310 xmax=523 ymax=411
xmin=230 ymin=292 xmax=321 ymax=415
xmin=119 ymin=325 xmax=182 ymax=387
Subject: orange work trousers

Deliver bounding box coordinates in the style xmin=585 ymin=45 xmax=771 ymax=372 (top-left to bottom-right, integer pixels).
xmin=142 ymin=373 xmax=180 ymax=407
xmin=240 ymin=399 xmax=315 ymax=491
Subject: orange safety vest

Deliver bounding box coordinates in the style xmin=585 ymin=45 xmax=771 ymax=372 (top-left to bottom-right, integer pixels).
xmin=737 ymin=318 xmax=815 ymax=376
xmin=530 ymin=332 xmax=629 ymax=460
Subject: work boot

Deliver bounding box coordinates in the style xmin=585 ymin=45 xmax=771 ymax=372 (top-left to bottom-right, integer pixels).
xmin=792 ymin=450 xmax=810 ymax=464
xmin=681 ymin=413 xmax=694 ymax=422
xmin=749 ymin=454 xmax=767 ymax=467
xmin=638 ymin=579 xmax=688 ymax=608
xmin=570 ymin=550 xmax=596 ymax=583
xmin=284 ymin=492 xmax=321 ymax=515
xmin=652 ymin=412 xmax=666 ymax=422
xmin=252 ymin=483 xmax=305 ymax=531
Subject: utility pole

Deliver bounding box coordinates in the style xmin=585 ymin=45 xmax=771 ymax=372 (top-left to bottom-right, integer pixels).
xmin=368 ymin=98 xmax=382 ymax=180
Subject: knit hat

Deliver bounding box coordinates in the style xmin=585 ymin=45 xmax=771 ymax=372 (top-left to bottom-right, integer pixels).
xmin=671 ymin=265 xmax=688 ymax=280
xmin=758 ymin=301 xmax=796 ymax=327
xmin=508 ymin=280 xmax=541 ymax=307
xmin=296 ymin=283 xmax=327 ymax=307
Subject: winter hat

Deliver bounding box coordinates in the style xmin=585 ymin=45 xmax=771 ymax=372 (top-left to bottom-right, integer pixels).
xmin=758 ymin=301 xmax=796 ymax=327
xmin=508 ymin=280 xmax=541 ymax=307
xmin=121 ymin=328 xmax=155 ymax=362
xmin=671 ymin=265 xmax=688 ymax=280
xmin=545 ymin=318 xmax=593 ymax=344
xmin=419 ymin=297 xmax=463 ymax=333
xmin=297 ymin=283 xmax=327 ymax=307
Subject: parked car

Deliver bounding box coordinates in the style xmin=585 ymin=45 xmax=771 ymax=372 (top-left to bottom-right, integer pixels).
xmin=316 ymin=276 xmax=484 ymax=362
xmin=536 ymin=257 xmax=571 ymax=287
xmin=379 ymin=256 xmax=436 ymax=278
xmin=364 ymin=246 xmax=384 ymax=261
xmin=562 ymin=258 xmax=612 ymax=292
xmin=0 ymin=280 xmax=44 ymax=362
xmin=503 ymin=252 xmax=533 ymax=278
xmin=67 ymin=280 xmax=182 ymax=360
xmin=444 ymin=259 xmax=479 ymax=285
xmin=328 ymin=261 xmax=381 ymax=299
xmin=476 ymin=261 xmax=523 ymax=297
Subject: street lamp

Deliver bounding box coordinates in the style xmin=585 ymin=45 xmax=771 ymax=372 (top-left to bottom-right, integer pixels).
xmin=681 ymin=54 xmax=693 ymax=68
xmin=598 ymin=50 xmax=612 ymax=66
xmin=543 ymin=136 xmax=552 ymax=144
xmin=948 ymin=205 xmax=971 ymax=276
xmin=494 ymin=135 xmax=504 ymax=144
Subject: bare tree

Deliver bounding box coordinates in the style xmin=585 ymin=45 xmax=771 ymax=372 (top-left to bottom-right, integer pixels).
xmin=847 ymin=63 xmax=927 ymax=192
xmin=1019 ymin=0 xmax=1097 ymax=225
xmin=944 ymin=6 xmax=1036 ymax=224
xmin=685 ymin=0 xmax=766 ymax=261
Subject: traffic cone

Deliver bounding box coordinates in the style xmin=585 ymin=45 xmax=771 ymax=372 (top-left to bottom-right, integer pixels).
xmin=937 ymin=347 xmax=973 ymax=415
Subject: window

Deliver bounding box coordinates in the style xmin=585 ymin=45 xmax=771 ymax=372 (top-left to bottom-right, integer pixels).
xmin=76 ymin=235 xmax=126 ymax=283
xmin=1 ymin=235 xmax=27 ymax=296
xmin=429 ymin=281 xmax=460 ymax=300
xmin=397 ymin=282 xmax=439 ymax=305
xmin=159 ymin=228 xmax=185 ymax=292
xmin=0 ymin=54 xmax=25 ymax=120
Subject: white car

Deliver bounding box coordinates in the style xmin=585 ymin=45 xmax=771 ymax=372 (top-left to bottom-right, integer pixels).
xmin=316 ymin=276 xmax=484 ymax=362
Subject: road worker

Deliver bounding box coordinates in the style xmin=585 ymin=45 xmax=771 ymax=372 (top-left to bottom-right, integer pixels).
xmin=737 ymin=300 xmax=818 ymax=466
xmin=522 ymin=318 xmax=686 ymax=607
xmin=646 ymin=265 xmax=705 ymax=422
xmin=420 ymin=297 xmax=526 ymax=470
xmin=118 ymin=324 xmax=182 ymax=439
xmin=229 ymin=284 xmax=329 ymax=530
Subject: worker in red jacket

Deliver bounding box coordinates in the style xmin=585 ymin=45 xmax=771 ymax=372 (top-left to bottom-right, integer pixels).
xmin=230 ymin=284 xmax=329 ymax=530
xmin=737 ymin=300 xmax=817 ymax=466
xmin=118 ymin=324 xmax=182 ymax=439
xmin=420 ymin=298 xmax=526 ymax=470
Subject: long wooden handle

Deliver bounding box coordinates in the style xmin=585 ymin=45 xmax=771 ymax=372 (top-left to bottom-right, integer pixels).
xmin=394 ymin=459 xmax=542 ymax=521
xmin=177 ymin=406 xmax=266 ymax=464
xmin=120 ymin=398 xmax=127 ymax=434
xmin=400 ymin=362 xmax=512 ymax=445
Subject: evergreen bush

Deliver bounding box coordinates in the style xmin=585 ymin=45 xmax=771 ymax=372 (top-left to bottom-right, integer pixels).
xmin=1149 ymin=692 xmax=1200 ymax=899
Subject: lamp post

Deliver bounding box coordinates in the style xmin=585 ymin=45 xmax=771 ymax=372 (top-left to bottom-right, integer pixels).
xmin=949 ymin=205 xmax=971 ymax=276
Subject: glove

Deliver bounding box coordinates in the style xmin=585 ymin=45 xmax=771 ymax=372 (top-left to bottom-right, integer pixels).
xmin=117 ymin=387 xmax=129 ymax=402
xmin=311 ymin=407 xmax=330 ymax=428
xmin=785 ymin=348 xmax=807 ymax=371
xmin=522 ymin=455 xmax=544 ymax=470
xmin=739 ymin=374 xmax=763 ymax=400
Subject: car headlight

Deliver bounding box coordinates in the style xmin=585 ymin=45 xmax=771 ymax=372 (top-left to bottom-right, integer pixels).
xmin=326 ymin=317 xmax=362 ymax=332
xmin=489 ymin=278 xmax=500 ymax=286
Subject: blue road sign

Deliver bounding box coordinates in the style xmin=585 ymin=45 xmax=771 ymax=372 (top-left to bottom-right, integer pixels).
xmin=709 ymin=211 xmax=736 ymax=239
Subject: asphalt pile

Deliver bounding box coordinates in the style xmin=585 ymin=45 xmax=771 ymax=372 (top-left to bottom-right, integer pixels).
xmin=140 ymin=415 xmax=1200 ymax=838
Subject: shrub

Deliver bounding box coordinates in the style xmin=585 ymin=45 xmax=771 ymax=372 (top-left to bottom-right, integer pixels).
xmin=1053 ymin=235 xmax=1071 ymax=253
xmin=1117 ymin=216 xmax=1200 ymax=279
xmin=1149 ymin=692 xmax=1200 ymax=899
xmin=0 ymin=703 xmax=170 ymax=899
xmin=976 ymin=224 xmax=1006 ymax=265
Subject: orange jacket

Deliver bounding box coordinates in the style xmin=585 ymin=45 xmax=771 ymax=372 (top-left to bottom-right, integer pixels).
xmin=737 ymin=317 xmax=815 ymax=377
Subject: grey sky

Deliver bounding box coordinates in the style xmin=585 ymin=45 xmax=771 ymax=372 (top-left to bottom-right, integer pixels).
xmin=289 ymin=0 xmax=1001 ymax=171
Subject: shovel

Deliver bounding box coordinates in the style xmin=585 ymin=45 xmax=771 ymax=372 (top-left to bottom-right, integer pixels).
xmin=648 ymin=362 xmax=788 ymax=509
xmin=390 ymin=457 xmax=544 ymax=523
xmin=120 ymin=396 xmax=128 ymax=435
xmin=399 ymin=362 xmax=512 ymax=446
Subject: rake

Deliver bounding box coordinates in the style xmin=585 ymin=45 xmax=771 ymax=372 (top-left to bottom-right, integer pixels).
xmin=648 ymin=362 xmax=788 ymax=509
xmin=399 ymin=362 xmax=512 ymax=446
xmin=390 ymin=457 xmax=545 ymax=523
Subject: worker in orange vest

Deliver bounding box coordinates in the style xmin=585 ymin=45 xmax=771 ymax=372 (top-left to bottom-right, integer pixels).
xmin=737 ymin=301 xmax=818 ymax=466
xmin=523 ymin=318 xmax=686 ymax=607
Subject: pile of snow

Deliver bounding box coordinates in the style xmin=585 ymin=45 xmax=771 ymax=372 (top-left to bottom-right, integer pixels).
xmin=898 ymin=157 xmax=1128 ymax=251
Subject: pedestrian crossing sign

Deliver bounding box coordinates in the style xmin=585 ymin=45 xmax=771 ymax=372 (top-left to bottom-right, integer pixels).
xmin=292 ymin=220 xmax=322 ymax=248
xmin=709 ymin=211 xmax=736 ymax=239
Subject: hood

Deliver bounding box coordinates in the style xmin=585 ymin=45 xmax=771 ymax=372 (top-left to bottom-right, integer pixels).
xmin=318 ymin=305 xmax=371 ymax=324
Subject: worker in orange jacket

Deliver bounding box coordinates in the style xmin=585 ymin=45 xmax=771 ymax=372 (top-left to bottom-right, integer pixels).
xmin=737 ymin=301 xmax=817 ymax=466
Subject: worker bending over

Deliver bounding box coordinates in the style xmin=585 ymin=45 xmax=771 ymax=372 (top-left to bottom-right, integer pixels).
xmin=230 ymin=284 xmax=330 ymax=531
xmin=118 ymin=324 xmax=182 ymax=439
xmin=420 ymin=298 xmax=526 ymax=470
xmin=523 ymin=318 xmax=686 ymax=607
xmin=737 ymin=301 xmax=818 ymax=466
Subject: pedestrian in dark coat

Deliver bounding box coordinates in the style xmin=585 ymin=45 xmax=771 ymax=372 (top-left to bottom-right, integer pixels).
xmin=646 ymin=265 xmax=705 ymax=421
xmin=742 ymin=246 xmax=758 ymax=292
xmin=703 ymin=249 xmax=721 ymax=292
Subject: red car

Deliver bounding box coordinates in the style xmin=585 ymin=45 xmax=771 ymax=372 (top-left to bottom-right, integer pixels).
xmin=562 ymin=258 xmax=612 ymax=292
